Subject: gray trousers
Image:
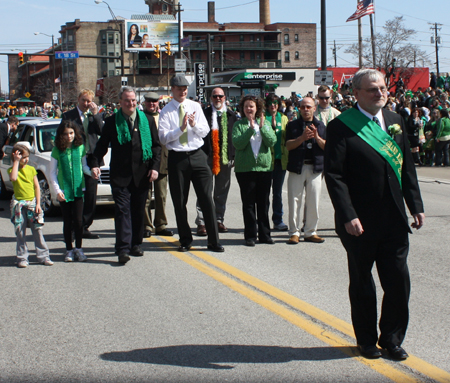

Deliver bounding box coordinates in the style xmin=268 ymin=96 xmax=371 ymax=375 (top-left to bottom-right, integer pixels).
xmin=16 ymin=207 xmax=50 ymax=263
xmin=195 ymin=161 xmax=232 ymax=225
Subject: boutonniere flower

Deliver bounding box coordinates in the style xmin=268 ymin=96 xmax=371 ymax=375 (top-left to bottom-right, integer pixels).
xmin=388 ymin=124 xmax=402 ymax=137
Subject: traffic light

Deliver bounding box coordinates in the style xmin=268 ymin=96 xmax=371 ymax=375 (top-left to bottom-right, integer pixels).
xmin=165 ymin=41 xmax=172 ymax=56
xmin=18 ymin=52 xmax=24 ymax=65
xmin=154 ymin=44 xmax=160 ymax=59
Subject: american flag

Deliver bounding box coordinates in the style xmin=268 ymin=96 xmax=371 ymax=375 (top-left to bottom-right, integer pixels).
xmin=346 ymin=0 xmax=375 ymax=22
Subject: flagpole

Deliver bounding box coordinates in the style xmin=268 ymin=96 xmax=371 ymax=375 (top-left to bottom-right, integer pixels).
xmin=357 ymin=0 xmax=362 ymax=68
xmin=370 ymin=14 xmax=376 ymax=68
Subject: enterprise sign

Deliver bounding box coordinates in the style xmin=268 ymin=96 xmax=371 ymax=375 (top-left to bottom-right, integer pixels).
xmin=212 ymin=71 xmax=296 ymax=84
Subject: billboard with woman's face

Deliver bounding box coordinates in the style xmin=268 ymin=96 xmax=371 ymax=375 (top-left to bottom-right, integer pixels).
xmin=125 ymin=20 xmax=181 ymax=51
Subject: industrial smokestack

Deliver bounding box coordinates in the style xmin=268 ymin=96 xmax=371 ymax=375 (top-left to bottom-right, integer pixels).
xmin=259 ymin=0 xmax=270 ymax=25
xmin=208 ymin=2 xmax=215 ymax=23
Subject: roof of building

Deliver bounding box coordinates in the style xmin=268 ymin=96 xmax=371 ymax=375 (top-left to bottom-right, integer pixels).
xmin=131 ymin=14 xmax=176 ymax=21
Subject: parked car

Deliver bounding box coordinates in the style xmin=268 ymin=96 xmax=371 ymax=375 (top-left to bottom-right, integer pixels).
xmin=0 ymin=119 xmax=113 ymax=215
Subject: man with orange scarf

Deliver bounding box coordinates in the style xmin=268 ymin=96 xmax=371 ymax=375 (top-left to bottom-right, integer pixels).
xmin=195 ymin=88 xmax=237 ymax=235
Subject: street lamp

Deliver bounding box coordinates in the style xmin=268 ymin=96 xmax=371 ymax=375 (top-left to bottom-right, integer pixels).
xmin=94 ymin=0 xmax=125 ymax=76
xmin=34 ymin=32 xmax=56 ymax=93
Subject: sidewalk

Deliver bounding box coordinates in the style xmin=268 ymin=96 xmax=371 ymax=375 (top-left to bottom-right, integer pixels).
xmin=416 ymin=166 xmax=450 ymax=184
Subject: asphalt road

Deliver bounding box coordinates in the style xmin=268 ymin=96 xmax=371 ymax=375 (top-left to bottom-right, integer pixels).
xmin=0 ymin=167 xmax=449 ymax=383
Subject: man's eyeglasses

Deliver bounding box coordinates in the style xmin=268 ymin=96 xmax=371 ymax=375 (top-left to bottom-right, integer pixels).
xmin=212 ymin=95 xmax=225 ymax=99
xmin=362 ymin=87 xmax=388 ymax=94
xmin=318 ymin=96 xmax=330 ymax=100
xmin=268 ymin=102 xmax=279 ymax=106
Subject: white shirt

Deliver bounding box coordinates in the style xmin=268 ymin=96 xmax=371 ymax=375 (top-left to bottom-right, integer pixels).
xmin=158 ymin=98 xmax=209 ymax=151
xmin=249 ymin=121 xmax=262 ymax=158
xmin=357 ymin=104 xmax=387 ymax=133
xmin=77 ymin=106 xmax=87 ymax=124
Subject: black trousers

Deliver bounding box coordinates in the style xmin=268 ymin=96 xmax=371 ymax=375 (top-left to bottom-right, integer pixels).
xmin=168 ymin=149 xmax=219 ymax=247
xmin=235 ymin=171 xmax=272 ymax=242
xmin=111 ymin=182 xmax=149 ymax=255
xmin=339 ymin=230 xmax=410 ymax=348
xmin=83 ymin=174 xmax=98 ymax=229
xmin=60 ymin=197 xmax=84 ymax=250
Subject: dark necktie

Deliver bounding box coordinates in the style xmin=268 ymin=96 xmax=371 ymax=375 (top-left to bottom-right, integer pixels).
xmin=373 ymin=116 xmax=381 ymax=127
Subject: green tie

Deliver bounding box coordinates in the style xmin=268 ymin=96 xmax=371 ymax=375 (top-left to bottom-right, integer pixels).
xmin=179 ymin=104 xmax=188 ymax=146
xmin=83 ymin=112 xmax=90 ymax=152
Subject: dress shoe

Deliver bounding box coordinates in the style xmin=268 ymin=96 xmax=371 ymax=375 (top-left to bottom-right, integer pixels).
xmin=196 ymin=225 xmax=207 ymax=236
xmin=178 ymin=244 xmax=192 ymax=252
xmin=288 ymin=235 xmax=299 ymax=244
xmin=383 ymin=345 xmax=408 ymax=360
xmin=259 ymin=238 xmax=275 ymax=244
xmin=357 ymin=344 xmax=382 ymax=359
xmin=143 ymin=230 xmax=152 ymax=238
xmin=118 ymin=253 xmax=130 ymax=264
xmin=245 ymin=239 xmax=255 ymax=247
xmin=207 ymin=243 xmax=225 ymax=252
xmin=218 ymin=223 xmax=228 ymax=233
xmin=155 ymin=228 xmax=174 ymax=236
xmin=304 ymin=234 xmax=325 ymax=243
xmin=82 ymin=229 xmax=99 ymax=239
xmin=130 ymin=245 xmax=144 ymax=257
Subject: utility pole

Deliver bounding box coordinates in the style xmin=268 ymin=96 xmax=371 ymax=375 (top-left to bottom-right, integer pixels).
xmin=320 ymin=0 xmax=327 ymax=70
xmin=429 ymin=22 xmax=442 ymax=77
xmin=358 ymin=0 xmax=362 ymax=68
xmin=332 ymin=40 xmax=337 ymax=67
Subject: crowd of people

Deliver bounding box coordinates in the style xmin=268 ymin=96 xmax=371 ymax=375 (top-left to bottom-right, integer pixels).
xmin=2 ymin=68 xmax=430 ymax=362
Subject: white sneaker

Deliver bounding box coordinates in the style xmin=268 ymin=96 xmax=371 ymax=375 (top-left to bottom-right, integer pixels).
xmin=65 ymin=250 xmax=74 ymax=262
xmin=74 ymin=248 xmax=87 ymax=262
xmin=42 ymin=259 xmax=54 ymax=266
xmin=17 ymin=260 xmax=29 ymax=268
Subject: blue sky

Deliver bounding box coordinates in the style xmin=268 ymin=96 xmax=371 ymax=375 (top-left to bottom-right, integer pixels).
xmin=1 ymin=0 xmax=449 ymax=93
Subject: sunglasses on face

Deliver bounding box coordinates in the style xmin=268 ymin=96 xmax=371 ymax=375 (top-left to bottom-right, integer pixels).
xmin=268 ymin=102 xmax=279 ymax=106
xmin=318 ymin=96 xmax=330 ymax=100
xmin=212 ymin=95 xmax=225 ymax=99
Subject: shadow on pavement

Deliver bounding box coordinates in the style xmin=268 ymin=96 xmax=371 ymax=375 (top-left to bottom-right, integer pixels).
xmin=100 ymin=344 xmax=353 ymax=369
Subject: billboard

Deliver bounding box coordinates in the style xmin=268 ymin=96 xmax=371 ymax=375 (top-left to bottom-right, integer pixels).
xmin=124 ymin=20 xmax=182 ymax=52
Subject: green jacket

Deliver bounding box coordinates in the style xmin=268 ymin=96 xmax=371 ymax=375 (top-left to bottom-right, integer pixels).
xmin=232 ymin=117 xmax=277 ymax=173
xmin=267 ymin=112 xmax=289 ymax=170
xmin=436 ymin=117 xmax=450 ymax=140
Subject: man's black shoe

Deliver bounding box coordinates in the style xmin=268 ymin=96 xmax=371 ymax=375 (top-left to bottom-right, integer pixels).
xmin=207 ymin=243 xmax=224 ymax=252
xmin=143 ymin=230 xmax=152 ymax=238
xmin=245 ymin=239 xmax=255 ymax=247
xmin=178 ymin=244 xmax=192 ymax=252
xmin=259 ymin=238 xmax=275 ymax=244
xmin=155 ymin=229 xmax=174 ymax=236
xmin=118 ymin=253 xmax=130 ymax=264
xmin=383 ymin=345 xmax=408 ymax=360
xmin=82 ymin=229 xmax=99 ymax=239
xmin=357 ymin=344 xmax=382 ymax=359
xmin=130 ymin=245 xmax=144 ymax=257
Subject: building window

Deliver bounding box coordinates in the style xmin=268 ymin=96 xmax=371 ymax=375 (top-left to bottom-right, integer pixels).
xmin=295 ymin=34 xmax=299 ymax=42
xmin=250 ymin=35 xmax=254 ymax=42
xmin=256 ymin=53 xmax=261 ymax=60
xmin=295 ymin=51 xmax=299 ymax=59
xmin=250 ymin=52 xmax=255 ymax=60
xmin=240 ymin=34 xmax=244 ymax=42
xmin=195 ymin=53 xmax=202 ymax=60
xmin=284 ymin=34 xmax=289 ymax=45
xmin=285 ymin=51 xmax=290 ymax=62
xmin=240 ymin=52 xmax=245 ymax=60
xmin=108 ymin=34 xmax=114 ymax=44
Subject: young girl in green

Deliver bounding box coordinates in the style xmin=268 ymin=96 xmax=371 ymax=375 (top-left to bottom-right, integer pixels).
xmin=8 ymin=143 xmax=52 ymax=268
xmin=50 ymin=120 xmax=98 ymax=262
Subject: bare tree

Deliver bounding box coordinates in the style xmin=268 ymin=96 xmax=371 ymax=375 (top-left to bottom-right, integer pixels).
xmin=345 ymin=16 xmax=430 ymax=88
xmin=99 ymin=85 xmax=120 ymax=104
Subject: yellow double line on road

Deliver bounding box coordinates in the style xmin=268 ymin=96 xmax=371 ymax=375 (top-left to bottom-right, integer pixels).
xmin=149 ymin=236 xmax=450 ymax=383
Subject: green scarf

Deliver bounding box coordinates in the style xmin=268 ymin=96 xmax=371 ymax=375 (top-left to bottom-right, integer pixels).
xmin=59 ymin=145 xmax=84 ymax=202
xmin=337 ymin=108 xmax=403 ymax=188
xmin=266 ymin=111 xmax=282 ymax=160
xmin=220 ymin=111 xmax=229 ymax=165
xmin=116 ymin=109 xmax=153 ymax=162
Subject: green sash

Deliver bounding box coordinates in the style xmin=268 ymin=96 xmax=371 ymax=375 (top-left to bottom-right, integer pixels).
xmin=337 ymin=108 xmax=403 ymax=187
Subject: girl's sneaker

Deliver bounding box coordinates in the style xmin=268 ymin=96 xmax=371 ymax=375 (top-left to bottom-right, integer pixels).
xmin=41 ymin=259 xmax=54 ymax=266
xmin=65 ymin=250 xmax=74 ymax=262
xmin=74 ymin=248 xmax=87 ymax=262
xmin=17 ymin=260 xmax=29 ymax=268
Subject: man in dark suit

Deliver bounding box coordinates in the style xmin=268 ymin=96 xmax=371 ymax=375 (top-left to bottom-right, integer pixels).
xmin=324 ymin=69 xmax=425 ymax=361
xmin=91 ymin=87 xmax=161 ymax=264
xmin=0 ymin=116 xmax=19 ymax=159
xmin=61 ymin=89 xmax=103 ymax=239
xmin=195 ymin=87 xmax=237 ymax=235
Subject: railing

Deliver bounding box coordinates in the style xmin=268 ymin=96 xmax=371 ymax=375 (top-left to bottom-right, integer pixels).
xmin=189 ymin=41 xmax=281 ymax=50
xmin=137 ymin=58 xmax=282 ymax=70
